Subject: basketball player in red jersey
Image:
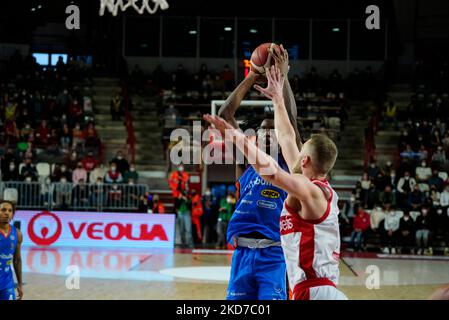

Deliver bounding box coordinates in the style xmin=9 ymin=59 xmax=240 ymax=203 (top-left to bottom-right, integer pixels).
xmin=204 ymin=48 xmax=347 ymax=300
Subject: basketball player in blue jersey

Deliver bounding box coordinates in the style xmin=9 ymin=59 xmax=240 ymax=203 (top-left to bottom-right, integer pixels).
xmin=218 ymin=45 xmax=301 ymax=300
xmin=0 ymin=200 xmax=23 ymax=300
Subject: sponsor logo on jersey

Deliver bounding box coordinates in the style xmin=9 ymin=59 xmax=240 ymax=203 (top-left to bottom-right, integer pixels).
xmin=242 ymin=176 xmax=272 ymax=194
xmin=256 ymin=200 xmax=277 ymax=210
xmin=280 ymin=216 xmax=294 ymax=232
xmin=240 ymin=199 xmax=253 ymax=205
xmin=261 ymin=189 xmax=280 ymax=199
xmin=0 ymin=254 xmax=13 ymax=260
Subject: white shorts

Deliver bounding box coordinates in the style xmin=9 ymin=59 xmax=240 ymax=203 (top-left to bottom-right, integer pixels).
xmin=307 ymin=285 xmax=348 ymax=300
xmin=293 ymin=278 xmax=348 ymax=300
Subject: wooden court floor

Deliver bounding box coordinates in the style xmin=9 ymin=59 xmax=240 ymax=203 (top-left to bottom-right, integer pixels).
xmin=21 ymin=248 xmax=449 ymax=300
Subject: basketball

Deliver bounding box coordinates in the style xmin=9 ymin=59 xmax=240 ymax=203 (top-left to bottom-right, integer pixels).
xmin=250 ymin=43 xmax=279 ymax=74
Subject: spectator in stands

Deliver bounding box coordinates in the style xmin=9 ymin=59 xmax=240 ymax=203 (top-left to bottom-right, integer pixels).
xmin=72 ymin=179 xmax=90 ymax=209
xmin=69 ymin=99 xmax=83 ymax=125
xmin=89 ymin=163 xmax=107 ymax=184
xmin=360 ymin=172 xmax=371 ymax=192
xmin=1 ymin=148 xmax=18 ymax=174
xmin=408 ymin=184 xmax=424 ymax=211
xmin=151 ymin=194 xmax=165 ymax=214
xmin=379 ymin=185 xmax=396 ymax=207
xmin=416 ymin=160 xmax=432 ymax=182
xmin=107 ymin=183 xmax=123 ymax=207
xmin=349 ymin=206 xmax=371 ymax=251
xmin=40 ymin=177 xmax=53 ymax=207
xmin=60 ymin=123 xmax=72 ymax=153
xmin=381 ymin=205 xmax=402 ymax=254
xmin=175 ymin=191 xmax=193 ymax=248
xmin=397 ymin=171 xmax=416 ymax=209
xmin=417 ymin=144 xmax=428 ymax=161
xmin=123 ymin=163 xmax=138 ymax=183
xmin=90 ymin=177 xmax=105 ymax=209
xmin=430 ymin=185 xmax=441 ymax=206
xmin=352 ymin=181 xmax=364 ymax=207
xmin=20 ymin=158 xmax=38 ymax=181
xmin=35 ymin=120 xmax=50 ymax=146
xmin=440 ymin=185 xmax=449 ymax=211
xmin=65 ymin=150 xmax=79 ymax=171
xmin=59 ymin=164 xmax=72 ymax=182
xmin=72 ymin=123 xmax=85 ymax=151
xmin=398 ymin=210 xmax=416 ymax=254
xmin=54 ymin=176 xmax=72 ymax=210
xmin=415 ymin=206 xmax=433 ymax=255
xmin=56 ymin=56 xmax=66 ymax=75
xmin=191 ymin=189 xmax=203 ymax=243
xmin=163 ymin=104 xmax=180 ymax=128
xmin=374 ymin=172 xmax=389 ymax=192
xmin=432 ymin=146 xmax=447 ymax=169
xmin=442 ymin=132 xmax=449 ymax=151
xmin=428 ymin=169 xmax=444 ymax=191
xmin=201 ymin=187 xmax=217 ymax=245
xmin=398 ymin=130 xmax=411 ymax=151
xmin=365 ymin=183 xmax=379 ymax=210
xmin=431 ymin=130 xmax=442 ymax=149
xmin=220 ymin=65 xmax=234 ymax=91
xmin=81 ymin=151 xmax=99 ymax=175
xmin=84 ymin=122 xmax=100 ymax=148
xmin=3 ymin=161 xmax=19 ymax=182
xmin=110 ymin=92 xmax=123 ymax=121
xmin=382 ymin=101 xmax=398 ymax=130
xmin=138 ymin=192 xmax=151 ymax=213
xmin=367 ymin=160 xmax=380 ymax=179
xmin=216 ymin=192 xmax=235 ymax=249
xmin=20 ymin=123 xmax=33 ymax=141
xmin=105 ymin=162 xmax=123 ymax=184
xmin=169 ymin=165 xmax=189 ymax=198
xmin=111 ymin=151 xmax=129 ymax=175
xmin=72 ymin=161 xmax=87 ymax=185
xmin=56 ymin=88 xmax=72 ymax=110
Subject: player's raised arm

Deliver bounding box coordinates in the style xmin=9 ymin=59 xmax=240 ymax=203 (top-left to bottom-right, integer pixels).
xmin=203 ymin=114 xmax=322 ymax=203
xmin=218 ymin=71 xmax=263 ymax=129
xmin=254 ymin=66 xmax=301 ymax=173
xmin=269 ymin=44 xmax=302 ymax=150
xmin=13 ymin=228 xmax=23 ymax=300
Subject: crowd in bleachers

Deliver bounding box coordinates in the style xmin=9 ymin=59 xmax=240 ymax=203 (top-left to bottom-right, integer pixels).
xmin=343 ymin=60 xmax=449 ymax=255
xmin=0 ymin=51 xmax=154 ymax=211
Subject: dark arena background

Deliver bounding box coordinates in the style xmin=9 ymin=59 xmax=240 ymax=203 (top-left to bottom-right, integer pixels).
xmin=0 ymin=0 xmax=449 ymax=302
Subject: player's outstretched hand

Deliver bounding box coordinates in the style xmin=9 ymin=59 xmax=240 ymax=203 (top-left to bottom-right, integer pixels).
xmin=269 ymin=44 xmax=289 ymax=76
xmin=203 ymin=114 xmax=236 ymax=138
xmin=253 ymin=65 xmax=285 ymax=100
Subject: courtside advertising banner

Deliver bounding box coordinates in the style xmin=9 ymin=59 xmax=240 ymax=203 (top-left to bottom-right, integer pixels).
xmin=13 ymin=211 xmax=176 ymax=248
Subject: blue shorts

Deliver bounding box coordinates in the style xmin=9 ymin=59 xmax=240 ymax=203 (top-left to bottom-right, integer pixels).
xmin=227 ymin=246 xmax=287 ymax=300
xmin=0 ymin=286 xmax=16 ymax=300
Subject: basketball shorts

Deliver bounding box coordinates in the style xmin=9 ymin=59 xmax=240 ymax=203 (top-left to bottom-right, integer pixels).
xmin=0 ymin=286 xmax=16 ymax=300
xmin=227 ymin=246 xmax=286 ymax=300
xmin=293 ymin=278 xmax=348 ymax=300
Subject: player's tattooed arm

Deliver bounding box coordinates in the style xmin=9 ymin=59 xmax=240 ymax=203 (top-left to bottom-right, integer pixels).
xmin=269 ymin=44 xmax=302 ymax=150
xmin=14 ymin=228 xmax=23 ymax=300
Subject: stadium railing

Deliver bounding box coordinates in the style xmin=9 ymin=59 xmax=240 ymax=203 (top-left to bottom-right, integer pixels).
xmin=0 ymin=181 xmax=148 ymax=212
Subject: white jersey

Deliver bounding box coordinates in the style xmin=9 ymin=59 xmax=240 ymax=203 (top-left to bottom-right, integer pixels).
xmin=280 ymin=179 xmax=344 ymax=300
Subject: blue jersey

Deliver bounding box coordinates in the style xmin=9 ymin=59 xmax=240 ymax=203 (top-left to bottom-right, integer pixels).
xmin=0 ymin=225 xmax=17 ymax=291
xmin=227 ymin=155 xmax=288 ymax=243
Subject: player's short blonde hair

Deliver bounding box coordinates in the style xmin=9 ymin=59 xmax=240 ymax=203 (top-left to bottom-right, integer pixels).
xmin=306 ymin=134 xmax=338 ymax=175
